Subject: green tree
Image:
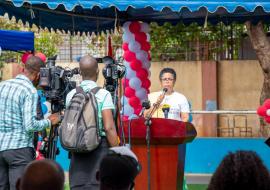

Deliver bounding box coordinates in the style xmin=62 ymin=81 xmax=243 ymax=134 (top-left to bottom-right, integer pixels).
xmin=150 ymin=22 xmax=245 ymax=61
xmin=34 ymin=31 xmax=63 ymax=58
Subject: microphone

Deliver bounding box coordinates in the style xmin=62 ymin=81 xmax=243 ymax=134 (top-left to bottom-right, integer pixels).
xmin=153 ymin=88 xmax=168 ymax=106
xmin=162 ymin=104 xmax=170 ymax=119
xmin=162 ymin=88 xmax=168 ymax=94
xmin=139 ymin=100 xmax=151 ymax=117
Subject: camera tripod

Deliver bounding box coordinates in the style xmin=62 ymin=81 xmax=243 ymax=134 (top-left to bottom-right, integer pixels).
xmin=45 ymin=101 xmax=62 ymax=160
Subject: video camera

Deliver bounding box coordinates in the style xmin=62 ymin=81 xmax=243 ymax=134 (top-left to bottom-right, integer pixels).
xmin=38 ymin=55 xmax=79 ymax=160
xmin=97 ymin=56 xmax=125 ymax=93
xmin=39 ymin=55 xmax=79 ymax=112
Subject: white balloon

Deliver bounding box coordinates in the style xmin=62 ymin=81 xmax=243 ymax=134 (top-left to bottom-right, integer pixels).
xmin=122 ymin=32 xmax=134 ymax=43
xmin=126 ymin=68 xmax=137 ymax=79
xmin=146 ymin=33 xmax=150 ymax=42
xmin=128 ymin=114 xmax=139 ymax=120
xmin=129 ymin=77 xmax=142 ymax=89
xmin=123 ymin=104 xmax=134 ymax=116
xmin=122 ymin=21 xmax=131 ymax=31
xmin=135 ymin=88 xmax=148 ymax=100
xmin=136 ymin=51 xmax=148 ymax=62
xmin=142 ymin=60 xmax=151 ymax=69
xmin=140 ymin=23 xmax=150 ymax=33
xmin=123 ymin=60 xmax=131 ymax=68
xmin=128 ymin=41 xmax=141 ymax=53
xmin=121 ymin=96 xmax=128 ymax=105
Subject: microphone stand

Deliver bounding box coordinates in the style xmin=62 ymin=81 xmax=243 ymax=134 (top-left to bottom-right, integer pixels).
xmin=144 ymin=98 xmax=163 ymax=190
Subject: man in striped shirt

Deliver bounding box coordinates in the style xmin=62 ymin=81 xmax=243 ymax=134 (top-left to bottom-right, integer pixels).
xmin=0 ymin=56 xmax=60 ymax=190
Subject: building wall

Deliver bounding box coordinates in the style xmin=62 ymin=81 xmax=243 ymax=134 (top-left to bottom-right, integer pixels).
xmin=1 ymin=60 xmax=263 ymax=136
xmin=218 ymin=60 xmax=263 ymax=137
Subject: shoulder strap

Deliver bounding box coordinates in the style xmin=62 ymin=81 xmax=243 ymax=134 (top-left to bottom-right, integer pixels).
xmin=76 ymin=86 xmax=84 ymax=94
xmin=75 ymin=86 xmax=88 ymax=100
xmin=90 ymin=87 xmax=102 ymax=95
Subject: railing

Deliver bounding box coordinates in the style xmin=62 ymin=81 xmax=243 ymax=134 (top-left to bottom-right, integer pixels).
xmin=190 ymin=110 xmax=258 ymax=137
xmin=191 ymin=110 xmax=256 ymax=114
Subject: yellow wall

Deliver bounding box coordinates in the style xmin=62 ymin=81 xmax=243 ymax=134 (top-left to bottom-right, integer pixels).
xmin=1 ymin=60 xmax=262 ymax=136
xmin=56 ymin=60 xmax=263 ymax=112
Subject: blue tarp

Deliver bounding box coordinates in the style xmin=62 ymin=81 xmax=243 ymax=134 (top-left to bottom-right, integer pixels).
xmin=0 ymin=29 xmax=34 ymax=51
xmin=7 ymin=0 xmax=270 ymax=12
xmin=0 ymin=0 xmax=270 ymax=33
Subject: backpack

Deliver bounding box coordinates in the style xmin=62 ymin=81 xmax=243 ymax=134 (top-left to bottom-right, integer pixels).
xmin=59 ymin=86 xmax=101 ymax=153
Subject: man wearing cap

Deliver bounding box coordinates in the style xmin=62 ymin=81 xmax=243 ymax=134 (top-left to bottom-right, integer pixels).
xmin=97 ymin=146 xmax=141 ymax=190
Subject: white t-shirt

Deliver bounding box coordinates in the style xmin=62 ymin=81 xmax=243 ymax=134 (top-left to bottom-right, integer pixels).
xmin=148 ymin=91 xmax=190 ymax=121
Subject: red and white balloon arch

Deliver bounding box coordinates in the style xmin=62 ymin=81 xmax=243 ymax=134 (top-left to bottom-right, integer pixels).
xmin=121 ymin=21 xmax=151 ymax=120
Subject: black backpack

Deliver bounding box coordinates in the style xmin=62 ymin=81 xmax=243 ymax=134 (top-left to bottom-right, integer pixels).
xmin=59 ymin=86 xmax=101 ymax=153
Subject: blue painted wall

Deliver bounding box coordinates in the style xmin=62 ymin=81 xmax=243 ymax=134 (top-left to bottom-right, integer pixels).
xmin=185 ymin=138 xmax=270 ymax=173
xmin=56 ymin=138 xmax=270 ymax=173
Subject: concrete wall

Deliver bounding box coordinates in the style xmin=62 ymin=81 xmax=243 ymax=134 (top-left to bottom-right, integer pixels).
xmin=218 ymin=60 xmax=262 ymax=137
xmin=218 ymin=60 xmax=263 ymax=110
xmin=1 ymin=60 xmax=262 ymax=136
xmin=149 ymin=61 xmax=202 ymax=110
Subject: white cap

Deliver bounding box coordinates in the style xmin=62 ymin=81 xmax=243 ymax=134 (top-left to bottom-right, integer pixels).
xmin=109 ymin=146 xmax=138 ymax=161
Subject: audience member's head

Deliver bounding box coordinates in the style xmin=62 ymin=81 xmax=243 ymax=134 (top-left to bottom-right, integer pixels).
xmin=207 ymin=150 xmax=270 ymax=190
xmin=98 ymin=146 xmax=141 ymax=190
xmin=24 ymin=56 xmax=45 ymax=86
xmin=79 ymin=55 xmax=99 ymax=81
xmin=16 ymin=159 xmax=65 ymax=190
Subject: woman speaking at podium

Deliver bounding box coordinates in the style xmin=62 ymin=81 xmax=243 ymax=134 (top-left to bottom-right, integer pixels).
xmin=147 ymin=67 xmax=190 ymax=122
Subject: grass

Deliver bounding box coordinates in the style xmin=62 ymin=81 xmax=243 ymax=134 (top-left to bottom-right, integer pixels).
xmin=64 ymin=184 xmax=69 ymax=190
xmin=188 ymin=184 xmax=208 ymax=190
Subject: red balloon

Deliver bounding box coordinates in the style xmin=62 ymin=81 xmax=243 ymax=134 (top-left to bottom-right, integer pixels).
xmin=35 ymin=52 xmax=47 ymax=63
xmin=265 ymin=116 xmax=270 ymax=124
xmin=122 ymin=43 xmax=129 ymax=51
xmin=125 ymin=87 xmax=136 ymax=98
xmin=257 ymin=106 xmax=267 ymax=117
xmin=130 ymin=60 xmax=142 ymax=71
xmin=136 ymin=69 xmax=148 ymax=79
xmin=122 ymin=115 xmax=129 ymax=121
xmin=147 ymin=52 xmax=151 ymax=60
xmin=142 ymin=78 xmax=151 ymax=89
xmin=134 ymin=107 xmax=142 ymax=115
xmin=129 ymin=97 xmax=141 ymax=108
xmin=129 ymin=22 xmax=141 ymax=33
xmin=141 ymin=42 xmax=151 ymax=52
xmin=122 ymin=78 xmax=130 ymax=87
xmin=123 ymin=51 xmax=136 ymax=62
xmin=135 ymin=32 xmax=147 ymax=43
xmin=264 ymin=99 xmax=270 ymax=109
xmin=21 ymin=52 xmax=33 ymax=64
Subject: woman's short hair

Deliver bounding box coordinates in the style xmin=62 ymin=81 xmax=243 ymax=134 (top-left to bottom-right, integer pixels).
xmin=159 ymin=68 xmax=177 ymax=81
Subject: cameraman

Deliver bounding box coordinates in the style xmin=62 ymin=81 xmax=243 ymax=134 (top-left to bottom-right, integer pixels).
xmin=66 ymin=55 xmax=118 ymax=190
xmin=0 ymin=56 xmax=60 ymax=190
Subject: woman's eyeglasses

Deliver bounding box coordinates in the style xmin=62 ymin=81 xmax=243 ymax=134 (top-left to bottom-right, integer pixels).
xmin=161 ymin=78 xmax=174 ymax=81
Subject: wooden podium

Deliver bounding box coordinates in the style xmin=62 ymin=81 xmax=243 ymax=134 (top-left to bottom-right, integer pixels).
xmin=120 ymin=117 xmax=197 ymax=190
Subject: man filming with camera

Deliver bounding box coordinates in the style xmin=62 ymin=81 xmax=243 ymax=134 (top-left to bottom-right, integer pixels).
xmin=65 ymin=55 xmax=119 ymax=190
xmin=0 ymin=56 xmax=61 ymax=190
